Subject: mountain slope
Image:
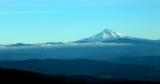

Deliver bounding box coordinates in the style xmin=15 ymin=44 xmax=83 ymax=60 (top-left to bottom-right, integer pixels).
xmin=103 ymin=38 xmax=158 ymax=44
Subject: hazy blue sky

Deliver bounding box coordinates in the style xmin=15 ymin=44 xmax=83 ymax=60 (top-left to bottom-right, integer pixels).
xmin=0 ymin=0 xmax=160 ymax=44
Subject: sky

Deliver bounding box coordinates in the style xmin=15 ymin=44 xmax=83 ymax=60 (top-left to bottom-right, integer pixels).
xmin=0 ymin=0 xmax=160 ymax=44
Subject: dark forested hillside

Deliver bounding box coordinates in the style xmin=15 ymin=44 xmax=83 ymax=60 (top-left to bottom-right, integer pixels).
xmin=0 ymin=59 xmax=160 ymax=81
xmin=0 ymin=68 xmax=160 ymax=84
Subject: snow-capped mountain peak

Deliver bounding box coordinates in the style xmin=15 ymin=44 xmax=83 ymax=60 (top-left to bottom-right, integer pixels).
xmin=94 ymin=28 xmax=122 ymax=39
xmin=75 ymin=28 xmax=127 ymax=43
xmin=74 ymin=28 xmax=157 ymax=44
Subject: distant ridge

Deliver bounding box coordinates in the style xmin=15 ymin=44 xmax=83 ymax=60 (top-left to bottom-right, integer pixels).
xmin=0 ymin=28 xmax=160 ymax=47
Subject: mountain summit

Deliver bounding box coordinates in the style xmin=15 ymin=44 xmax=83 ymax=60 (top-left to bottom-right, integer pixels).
xmin=74 ymin=29 xmax=127 ymax=43
xmin=93 ymin=29 xmax=125 ymax=39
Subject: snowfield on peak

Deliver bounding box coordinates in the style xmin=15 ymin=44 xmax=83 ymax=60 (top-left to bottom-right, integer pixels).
xmin=74 ymin=29 xmax=134 ymax=43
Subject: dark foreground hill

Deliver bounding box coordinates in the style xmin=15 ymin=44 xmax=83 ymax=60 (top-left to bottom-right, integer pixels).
xmin=0 ymin=59 xmax=160 ymax=81
xmin=0 ymin=68 xmax=160 ymax=84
